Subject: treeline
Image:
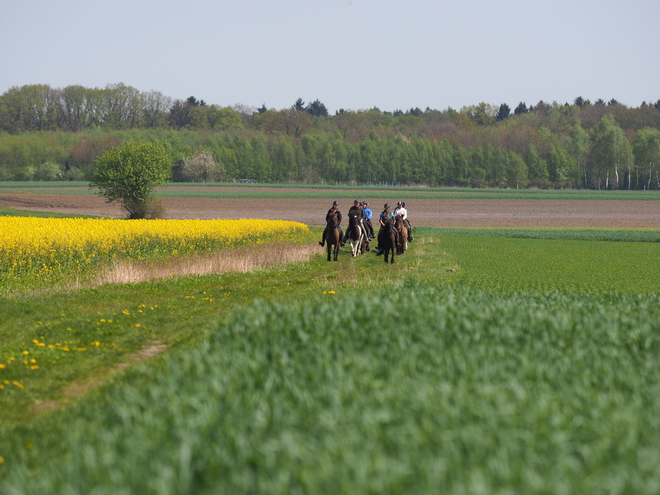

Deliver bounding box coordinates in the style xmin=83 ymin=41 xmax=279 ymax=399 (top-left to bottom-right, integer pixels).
xmin=1 ymin=83 xmax=660 ymax=189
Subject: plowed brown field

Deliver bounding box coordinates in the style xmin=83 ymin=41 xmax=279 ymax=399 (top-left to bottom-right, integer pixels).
xmin=1 ymin=187 xmax=659 ymax=228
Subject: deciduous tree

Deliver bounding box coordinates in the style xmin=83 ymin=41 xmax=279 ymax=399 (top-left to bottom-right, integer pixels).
xmin=180 ymin=149 xmax=221 ymax=182
xmin=632 ymin=128 xmax=660 ymax=189
xmin=590 ymin=115 xmax=631 ymax=189
xmin=91 ymin=141 xmax=171 ymax=219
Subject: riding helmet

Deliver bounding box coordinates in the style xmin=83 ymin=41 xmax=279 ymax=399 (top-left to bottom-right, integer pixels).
xmin=397 ymin=201 xmax=402 ymax=206
xmin=384 ymin=203 xmax=390 ymax=209
xmin=333 ymin=200 xmax=339 ymax=206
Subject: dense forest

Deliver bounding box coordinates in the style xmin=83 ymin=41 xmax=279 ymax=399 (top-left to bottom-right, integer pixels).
xmin=1 ymin=83 xmax=660 ymax=189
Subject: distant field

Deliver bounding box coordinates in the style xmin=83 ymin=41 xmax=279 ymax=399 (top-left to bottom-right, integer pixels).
xmin=1 ymin=183 xmax=659 ymax=227
xmin=2 ymin=181 xmax=660 ymax=200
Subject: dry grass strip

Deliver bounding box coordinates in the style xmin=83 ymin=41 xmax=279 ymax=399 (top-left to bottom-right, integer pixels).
xmin=94 ymin=241 xmax=320 ymax=285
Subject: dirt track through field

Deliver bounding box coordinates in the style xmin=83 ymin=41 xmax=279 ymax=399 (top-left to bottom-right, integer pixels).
xmin=1 ymin=188 xmax=659 ymax=228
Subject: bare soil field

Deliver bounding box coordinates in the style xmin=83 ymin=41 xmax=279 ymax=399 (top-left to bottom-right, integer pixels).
xmin=1 ymin=187 xmax=659 ymax=228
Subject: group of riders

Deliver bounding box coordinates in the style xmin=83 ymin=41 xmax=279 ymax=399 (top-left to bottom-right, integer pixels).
xmin=319 ymin=199 xmax=413 ymax=254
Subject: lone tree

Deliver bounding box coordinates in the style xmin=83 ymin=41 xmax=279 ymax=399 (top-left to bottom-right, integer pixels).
xmin=91 ymin=140 xmax=172 ymax=219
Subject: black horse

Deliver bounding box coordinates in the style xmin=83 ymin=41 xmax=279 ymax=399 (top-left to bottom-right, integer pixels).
xmin=377 ymin=224 xmax=397 ymax=264
xmin=324 ymin=212 xmax=341 ymax=261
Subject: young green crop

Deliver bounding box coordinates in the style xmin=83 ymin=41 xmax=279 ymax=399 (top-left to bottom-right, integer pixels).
xmin=3 ymin=286 xmax=660 ymax=493
xmin=438 ymin=233 xmax=660 ymax=293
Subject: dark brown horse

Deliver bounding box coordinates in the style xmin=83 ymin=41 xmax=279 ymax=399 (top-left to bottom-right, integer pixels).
xmin=395 ymin=215 xmax=408 ymax=255
xmin=377 ymin=224 xmax=397 ymax=264
xmin=324 ymin=212 xmax=341 ymax=261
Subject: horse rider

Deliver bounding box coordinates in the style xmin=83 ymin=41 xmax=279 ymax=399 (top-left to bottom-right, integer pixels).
xmin=319 ymin=200 xmax=344 ymax=247
xmin=376 ymin=203 xmax=398 ymax=253
xmin=394 ymin=201 xmax=413 ymax=242
xmin=362 ymin=201 xmax=375 ymax=239
xmin=343 ymin=199 xmax=365 ymax=243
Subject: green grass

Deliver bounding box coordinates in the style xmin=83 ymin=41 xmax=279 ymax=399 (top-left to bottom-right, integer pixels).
xmin=435 ymin=230 xmax=660 ymax=294
xmin=0 ymin=206 xmax=100 ymax=218
xmin=2 ymin=220 xmax=660 ymax=493
xmin=0 ymin=229 xmax=431 ymax=430
xmin=433 ymin=226 xmax=660 ymax=243
xmin=0 ymin=181 xmax=90 ymax=188
xmin=3 ymin=286 xmax=660 ymax=493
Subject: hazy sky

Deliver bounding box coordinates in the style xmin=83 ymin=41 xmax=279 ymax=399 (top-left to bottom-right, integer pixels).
xmin=2 ymin=0 xmax=658 ymax=114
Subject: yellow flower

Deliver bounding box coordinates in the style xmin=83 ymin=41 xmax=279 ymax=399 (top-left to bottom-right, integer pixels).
xmin=0 ymin=217 xmax=308 ymax=287
xmin=12 ymin=381 xmax=24 ymax=389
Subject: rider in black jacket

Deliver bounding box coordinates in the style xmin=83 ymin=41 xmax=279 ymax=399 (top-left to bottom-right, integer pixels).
xmin=319 ymin=200 xmax=343 ymax=247
xmin=343 ymin=199 xmax=365 ymax=243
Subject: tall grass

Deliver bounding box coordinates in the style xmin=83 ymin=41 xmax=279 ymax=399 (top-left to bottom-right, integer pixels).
xmin=3 ymin=286 xmax=660 ymax=493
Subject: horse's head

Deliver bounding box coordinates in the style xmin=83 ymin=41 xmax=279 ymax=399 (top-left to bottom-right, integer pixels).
xmin=328 ymin=211 xmax=339 ymax=228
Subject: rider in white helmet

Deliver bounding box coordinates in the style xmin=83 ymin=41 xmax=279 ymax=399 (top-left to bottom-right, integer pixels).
xmin=394 ymin=201 xmax=413 ymax=241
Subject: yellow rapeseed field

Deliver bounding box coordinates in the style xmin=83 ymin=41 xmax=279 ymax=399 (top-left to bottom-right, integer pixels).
xmin=0 ymin=217 xmax=309 ymax=290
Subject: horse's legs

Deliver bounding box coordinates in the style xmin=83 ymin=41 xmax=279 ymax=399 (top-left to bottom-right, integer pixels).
xmin=333 ymin=229 xmax=340 ymax=261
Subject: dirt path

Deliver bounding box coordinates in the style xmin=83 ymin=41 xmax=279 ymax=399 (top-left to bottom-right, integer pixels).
xmin=1 ymin=190 xmax=659 ymax=228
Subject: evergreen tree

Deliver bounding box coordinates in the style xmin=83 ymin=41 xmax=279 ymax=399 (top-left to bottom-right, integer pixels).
xmin=496 ymin=103 xmax=511 ymax=121
xmin=514 ymin=102 xmax=528 ymax=115
xmin=306 ymin=99 xmax=329 ymax=117
xmin=292 ymin=98 xmax=306 ymax=111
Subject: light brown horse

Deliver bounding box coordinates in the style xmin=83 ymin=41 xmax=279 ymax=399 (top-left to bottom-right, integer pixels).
xmin=395 ymin=215 xmax=408 ymax=255
xmin=325 ymin=212 xmax=341 ymax=261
